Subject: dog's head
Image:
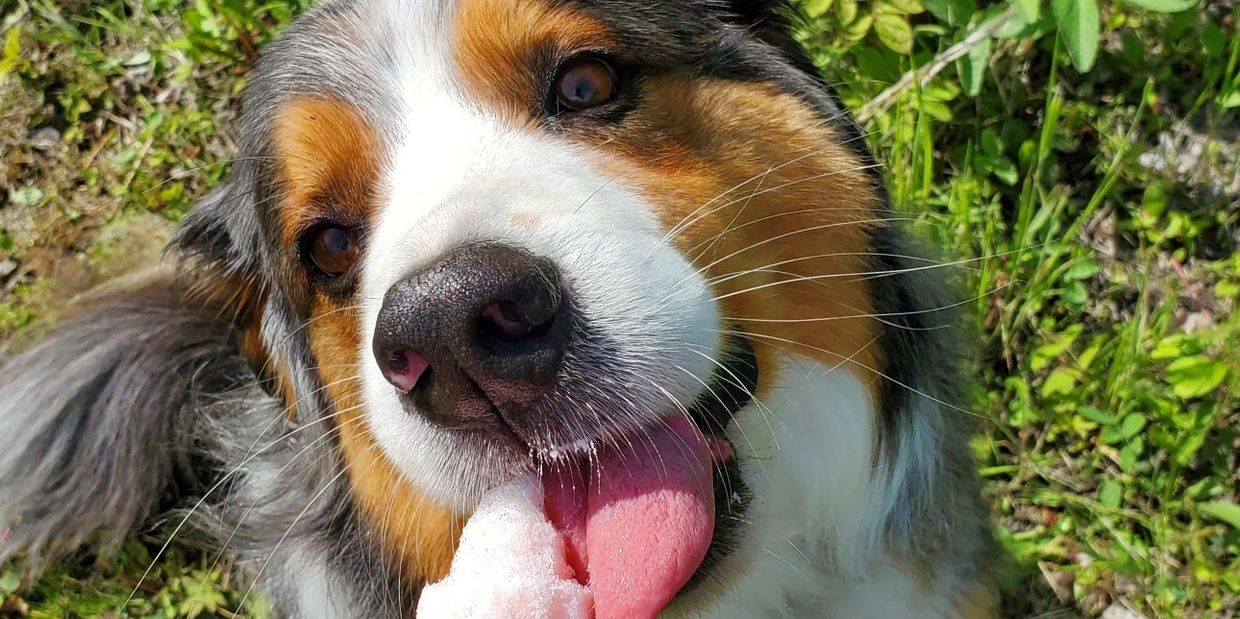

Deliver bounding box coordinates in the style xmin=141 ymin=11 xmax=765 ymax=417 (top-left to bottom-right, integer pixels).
xmin=178 ymin=0 xmax=905 ymax=612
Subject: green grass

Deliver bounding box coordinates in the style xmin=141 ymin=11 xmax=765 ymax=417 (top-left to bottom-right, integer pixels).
xmin=1 ymin=0 xmax=1237 ymax=617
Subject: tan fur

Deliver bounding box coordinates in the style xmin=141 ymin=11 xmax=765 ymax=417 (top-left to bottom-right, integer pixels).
xmin=454 ymin=0 xmax=616 ymax=123
xmin=582 ymin=77 xmax=885 ymax=403
xmin=305 ymin=295 xmax=463 ymax=588
xmin=271 ymin=98 xmax=384 ymax=246
xmin=272 ymin=98 xmax=463 ymax=587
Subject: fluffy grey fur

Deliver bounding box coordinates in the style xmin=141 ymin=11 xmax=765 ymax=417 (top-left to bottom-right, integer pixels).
xmin=0 ymin=273 xmax=241 ymax=569
xmin=0 ymin=267 xmax=404 ymax=614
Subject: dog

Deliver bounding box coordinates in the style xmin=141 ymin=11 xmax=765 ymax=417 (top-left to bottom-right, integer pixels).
xmin=0 ymin=1 xmax=998 ymax=616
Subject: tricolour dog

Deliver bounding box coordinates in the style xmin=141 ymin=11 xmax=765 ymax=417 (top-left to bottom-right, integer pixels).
xmin=0 ymin=1 xmax=997 ymax=616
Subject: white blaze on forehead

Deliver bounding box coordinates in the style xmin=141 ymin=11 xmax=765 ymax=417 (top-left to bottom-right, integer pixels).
xmin=351 ymin=0 xmax=721 ymax=510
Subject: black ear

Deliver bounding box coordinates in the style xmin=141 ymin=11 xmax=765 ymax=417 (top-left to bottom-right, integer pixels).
xmin=170 ymin=171 xmax=265 ymax=280
xmin=173 ymin=183 xmax=237 ymax=265
xmin=718 ymin=0 xmax=821 ymax=78
xmin=725 ymin=0 xmax=789 ymax=23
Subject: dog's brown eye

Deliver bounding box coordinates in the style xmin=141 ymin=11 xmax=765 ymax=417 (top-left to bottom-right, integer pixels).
xmin=306 ymin=226 xmax=358 ymax=278
xmin=554 ymin=57 xmax=617 ymax=112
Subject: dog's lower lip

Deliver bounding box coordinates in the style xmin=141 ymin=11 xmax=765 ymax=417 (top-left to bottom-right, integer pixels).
xmin=707 ymin=434 xmax=737 ymax=463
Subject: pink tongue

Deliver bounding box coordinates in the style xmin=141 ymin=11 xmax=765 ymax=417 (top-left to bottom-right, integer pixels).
xmin=543 ymin=414 xmax=715 ymax=619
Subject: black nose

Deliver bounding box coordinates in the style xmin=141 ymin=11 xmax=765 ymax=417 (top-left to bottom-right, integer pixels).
xmin=372 ymin=243 xmax=572 ymax=433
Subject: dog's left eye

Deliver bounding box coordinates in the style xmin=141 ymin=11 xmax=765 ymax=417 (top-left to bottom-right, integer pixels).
xmin=553 ymin=56 xmax=618 ymax=112
xmin=304 ymin=225 xmax=359 ymax=278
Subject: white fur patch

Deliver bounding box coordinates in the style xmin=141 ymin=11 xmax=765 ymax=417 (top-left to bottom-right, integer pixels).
xmin=667 ymin=354 xmax=952 ymax=618
xmin=283 ymin=546 xmax=361 ymax=619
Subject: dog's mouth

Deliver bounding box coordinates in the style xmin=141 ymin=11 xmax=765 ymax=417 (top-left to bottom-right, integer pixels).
xmin=418 ymin=332 xmax=757 ymax=617
xmin=523 ymin=334 xmax=758 ymax=616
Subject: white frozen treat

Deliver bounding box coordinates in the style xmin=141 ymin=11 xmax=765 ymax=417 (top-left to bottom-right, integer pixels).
xmin=416 ymin=476 xmax=593 ymax=619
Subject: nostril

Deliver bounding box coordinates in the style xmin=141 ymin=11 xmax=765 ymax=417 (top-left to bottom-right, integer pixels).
xmin=480 ymin=301 xmax=538 ymax=340
xmin=382 ymin=349 xmax=430 ymax=393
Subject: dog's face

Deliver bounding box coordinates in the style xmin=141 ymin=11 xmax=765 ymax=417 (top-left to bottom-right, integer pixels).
xmin=181 ymin=0 xmax=890 ymax=610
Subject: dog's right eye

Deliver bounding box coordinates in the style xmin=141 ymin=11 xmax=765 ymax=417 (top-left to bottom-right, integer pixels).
xmin=552 ymin=55 xmax=618 ymax=113
xmin=304 ymin=225 xmax=359 ymax=278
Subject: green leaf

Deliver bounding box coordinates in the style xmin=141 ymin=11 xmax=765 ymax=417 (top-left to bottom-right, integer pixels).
xmin=1101 ymin=413 xmax=1146 ymax=444
xmin=923 ymin=78 xmax=961 ymax=101
xmin=1041 ymin=367 xmax=1079 ymax=397
xmin=171 ymin=572 xmax=228 ymax=619
xmin=920 ymin=99 xmax=955 ymax=121
xmin=1119 ymin=29 xmax=1146 ymax=65
xmin=803 ymin=0 xmax=836 ymax=18
xmin=1061 ymin=281 xmax=1088 ymax=307
xmin=842 ymin=14 xmax=874 ymax=42
xmin=837 ymin=0 xmax=859 ymax=24
xmin=1118 ymin=414 xmax=1147 ymax=440
xmin=1119 ymin=0 xmax=1199 ymax=12
xmin=1171 ymin=404 xmax=1216 ymax=467
xmin=874 ymin=13 xmax=915 ymax=54
xmin=923 ymin=0 xmax=975 ymax=26
xmin=1052 ymin=0 xmax=1100 ymax=71
xmin=980 ymin=127 xmax=1004 ymax=154
xmin=1202 ymin=23 xmax=1225 ymax=58
xmin=1150 ymin=333 xmax=1204 ymax=361
xmin=992 ymin=158 xmax=1019 ymax=184
xmin=1200 ymin=501 xmax=1240 ymax=530
xmin=880 ymin=0 xmax=926 ymax=14
xmin=1010 ymin=0 xmax=1040 ymax=22
xmin=1099 ymin=480 xmax=1122 ymax=508
xmin=1031 ymin=324 xmax=1082 ymax=371
xmin=0 ymin=28 xmax=20 ymax=78
xmin=1076 ymin=336 xmax=1103 ymax=369
xmin=957 ymin=32 xmax=990 ymax=96
xmin=1165 ymin=355 xmax=1228 ymax=399
xmin=1119 ymin=437 xmax=1143 ymax=471
xmin=992 ymin=5 xmax=1034 ymax=39
xmin=1220 ymin=90 xmax=1240 ymax=109
xmin=0 ymin=568 xmax=19 ymax=594
xmin=1100 ymin=426 xmax=1124 ymax=444
xmin=1142 ymin=184 xmax=1168 ymax=219
xmin=1077 ymin=405 xmax=1114 ymax=425
xmin=855 ymin=45 xmax=903 ymax=82
xmin=1063 ymin=258 xmax=1101 ymax=281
